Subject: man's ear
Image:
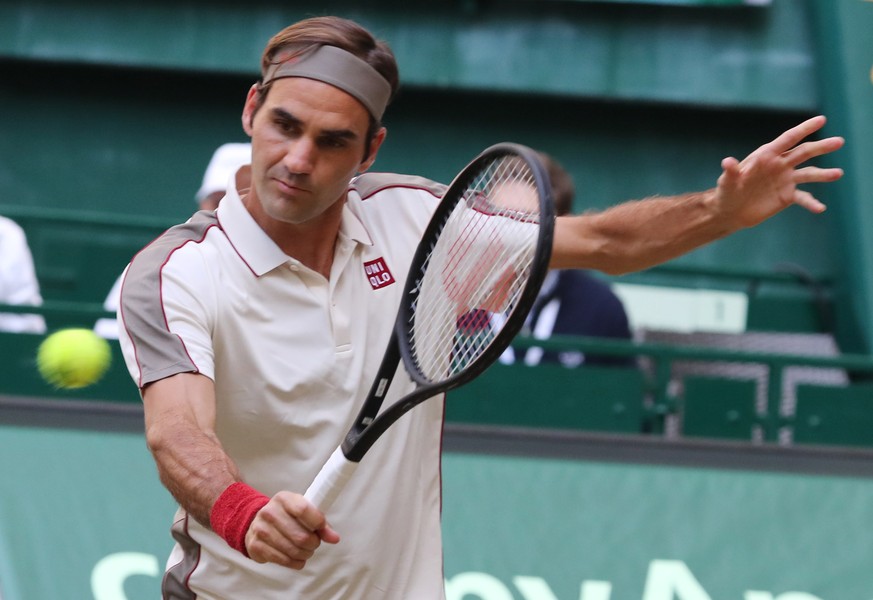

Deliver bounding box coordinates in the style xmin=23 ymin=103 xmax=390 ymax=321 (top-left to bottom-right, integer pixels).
xmin=359 ymin=127 xmax=387 ymax=173
xmin=241 ymin=84 xmax=260 ymax=136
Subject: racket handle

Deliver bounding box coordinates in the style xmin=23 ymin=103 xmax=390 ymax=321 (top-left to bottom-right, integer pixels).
xmin=303 ymin=447 xmax=359 ymax=513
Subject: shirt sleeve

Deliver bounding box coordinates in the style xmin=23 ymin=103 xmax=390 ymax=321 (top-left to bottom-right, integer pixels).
xmin=118 ymin=232 xmax=217 ymax=388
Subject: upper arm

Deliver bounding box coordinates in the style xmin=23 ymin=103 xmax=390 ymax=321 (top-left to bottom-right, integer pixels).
xmin=142 ymin=372 xmax=217 ymax=446
xmin=117 ymin=220 xmax=219 ymax=388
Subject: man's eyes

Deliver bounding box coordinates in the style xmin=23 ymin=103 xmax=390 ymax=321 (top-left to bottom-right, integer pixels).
xmin=275 ymin=119 xmax=299 ymax=134
xmin=319 ymin=137 xmax=348 ymax=149
xmin=272 ymin=120 xmax=350 ymax=149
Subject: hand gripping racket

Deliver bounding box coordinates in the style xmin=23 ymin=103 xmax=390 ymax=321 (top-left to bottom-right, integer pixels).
xmin=304 ymin=143 xmax=555 ymax=511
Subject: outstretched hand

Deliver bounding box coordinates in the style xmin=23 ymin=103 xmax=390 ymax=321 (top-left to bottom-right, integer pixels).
xmin=715 ymin=115 xmax=844 ymax=230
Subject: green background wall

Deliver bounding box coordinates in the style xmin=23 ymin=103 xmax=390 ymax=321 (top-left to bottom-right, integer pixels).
xmin=2 ymin=0 xmax=869 ymax=347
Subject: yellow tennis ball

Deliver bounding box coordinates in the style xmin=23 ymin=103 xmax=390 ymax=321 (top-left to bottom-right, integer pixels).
xmin=37 ymin=328 xmax=112 ymax=389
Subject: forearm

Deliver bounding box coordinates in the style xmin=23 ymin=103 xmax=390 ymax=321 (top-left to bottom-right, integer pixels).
xmin=142 ymin=373 xmax=243 ymax=528
xmin=551 ymin=116 xmax=844 ymax=275
xmin=551 ymin=189 xmax=733 ymax=275
xmin=148 ymin=421 xmax=241 ymax=527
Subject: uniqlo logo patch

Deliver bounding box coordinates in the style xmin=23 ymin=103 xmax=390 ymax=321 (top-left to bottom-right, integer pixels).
xmin=364 ymin=258 xmax=395 ymax=290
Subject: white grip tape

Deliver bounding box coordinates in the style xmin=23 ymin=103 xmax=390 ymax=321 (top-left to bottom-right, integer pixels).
xmin=303 ymin=447 xmax=359 ymax=513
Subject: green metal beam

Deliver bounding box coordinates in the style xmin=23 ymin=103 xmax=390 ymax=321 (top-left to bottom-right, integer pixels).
xmin=806 ymin=0 xmax=873 ymax=353
xmin=0 ymin=0 xmax=816 ymax=110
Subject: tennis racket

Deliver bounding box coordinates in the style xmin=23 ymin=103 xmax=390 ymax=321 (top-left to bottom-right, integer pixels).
xmin=304 ymin=143 xmax=555 ymax=511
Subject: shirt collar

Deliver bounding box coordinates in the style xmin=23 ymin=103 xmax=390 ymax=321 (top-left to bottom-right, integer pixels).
xmin=339 ymin=197 xmax=373 ymax=247
xmin=216 ymin=186 xmax=373 ymax=277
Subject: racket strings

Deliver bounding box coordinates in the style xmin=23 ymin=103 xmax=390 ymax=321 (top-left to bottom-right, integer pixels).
xmin=409 ymin=155 xmax=541 ymax=381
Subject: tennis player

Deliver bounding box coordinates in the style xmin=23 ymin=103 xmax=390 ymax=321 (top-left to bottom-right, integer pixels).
xmin=117 ymin=15 xmax=844 ymax=600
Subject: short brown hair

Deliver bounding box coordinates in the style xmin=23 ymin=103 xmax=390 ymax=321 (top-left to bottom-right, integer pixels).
xmin=253 ymin=17 xmax=400 ymax=156
xmin=537 ymin=152 xmax=575 ymax=217
xmin=261 ymin=17 xmax=399 ymax=96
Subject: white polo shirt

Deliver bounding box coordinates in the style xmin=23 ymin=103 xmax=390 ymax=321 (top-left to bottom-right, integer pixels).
xmin=118 ymin=172 xmax=447 ymax=599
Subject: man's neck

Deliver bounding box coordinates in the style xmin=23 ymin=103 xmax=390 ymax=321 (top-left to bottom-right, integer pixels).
xmin=243 ymin=193 xmax=345 ymax=279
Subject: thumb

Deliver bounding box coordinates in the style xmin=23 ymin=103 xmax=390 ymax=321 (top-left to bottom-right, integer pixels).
xmin=717 ymin=156 xmax=741 ymax=193
xmin=720 ymin=156 xmax=740 ymax=177
xmin=316 ymin=523 xmax=341 ymax=545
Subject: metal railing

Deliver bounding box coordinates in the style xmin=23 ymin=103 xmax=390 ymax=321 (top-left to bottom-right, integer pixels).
xmin=5 ymin=300 xmax=873 ymax=444
xmin=511 ymin=334 xmax=873 ymax=442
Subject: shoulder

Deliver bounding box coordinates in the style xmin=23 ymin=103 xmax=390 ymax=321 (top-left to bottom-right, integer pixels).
xmin=346 ymin=173 xmax=445 ymax=248
xmin=121 ymin=213 xmax=222 ymax=331
xmin=0 ymin=215 xmax=26 ymax=241
xmin=350 ymin=172 xmax=447 ymax=201
xmin=131 ymin=212 xmax=220 ymax=266
xmin=0 ymin=216 xmax=33 ymax=260
xmin=347 ymin=173 xmax=446 ymax=232
xmin=126 ymin=211 xmax=222 ymax=288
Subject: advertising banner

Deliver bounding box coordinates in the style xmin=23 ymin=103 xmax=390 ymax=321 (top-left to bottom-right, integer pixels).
xmin=1 ymin=404 xmax=872 ymax=600
xmin=442 ymin=437 xmax=873 ymax=600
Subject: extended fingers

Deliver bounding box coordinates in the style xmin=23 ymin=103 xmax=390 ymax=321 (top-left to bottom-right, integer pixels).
xmin=765 ymin=115 xmax=828 ymax=155
xmin=782 ymin=136 xmax=845 ymax=167
xmin=759 ymin=115 xmax=843 ymax=168
xmin=793 ymin=165 xmax=845 ymax=185
xmin=792 ymin=189 xmax=827 ymax=214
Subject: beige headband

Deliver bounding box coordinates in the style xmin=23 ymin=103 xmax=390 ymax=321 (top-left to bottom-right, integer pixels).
xmin=263 ymin=45 xmax=392 ymax=120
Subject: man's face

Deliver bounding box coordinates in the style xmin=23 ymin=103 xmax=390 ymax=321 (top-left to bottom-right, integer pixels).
xmin=242 ymin=76 xmax=384 ymax=227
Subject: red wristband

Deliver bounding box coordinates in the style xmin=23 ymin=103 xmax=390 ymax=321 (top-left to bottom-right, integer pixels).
xmin=210 ymin=482 xmax=270 ymax=557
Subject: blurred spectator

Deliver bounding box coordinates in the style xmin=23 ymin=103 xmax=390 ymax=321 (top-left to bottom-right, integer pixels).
xmin=94 ymin=272 xmax=125 ymax=339
xmin=507 ymin=152 xmax=633 ymax=367
xmin=94 ymin=143 xmax=251 ymax=339
xmin=196 ymin=143 xmax=253 ymax=211
xmin=0 ymin=215 xmax=46 ymax=333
